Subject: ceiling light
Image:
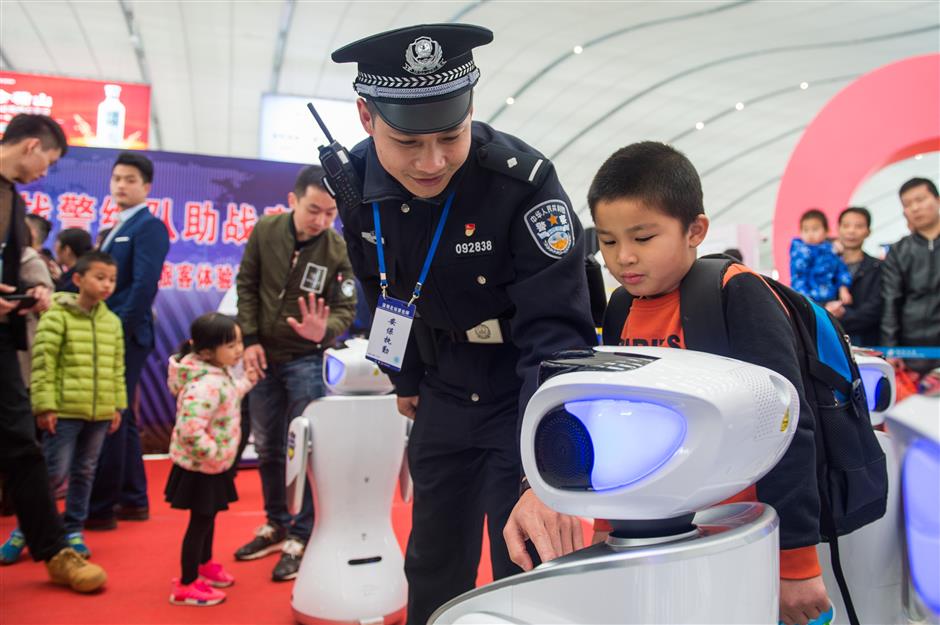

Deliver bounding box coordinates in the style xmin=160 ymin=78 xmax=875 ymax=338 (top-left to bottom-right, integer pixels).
xmin=695 ymin=121 xmax=705 ymax=130
xmin=506 ymin=96 xmax=515 ymax=105
xmin=573 ymin=45 xmax=584 ymax=55
xmin=800 ymin=82 xmax=809 ymax=90
xmin=915 ymin=154 xmax=923 ymax=160
xmin=735 ymin=102 xmax=745 ymax=111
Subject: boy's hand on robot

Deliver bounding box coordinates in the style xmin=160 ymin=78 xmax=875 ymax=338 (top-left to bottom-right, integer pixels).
xmin=779 ymin=575 xmax=831 ymax=625
xmin=503 ymin=489 xmax=584 ymax=571
xmin=287 ymin=294 xmax=330 ymax=344
xmin=36 ymin=411 xmax=57 ymax=435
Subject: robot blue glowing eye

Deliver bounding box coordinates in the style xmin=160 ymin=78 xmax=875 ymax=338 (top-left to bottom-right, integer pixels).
xmin=859 ymin=367 xmax=892 ymax=412
xmin=902 ymin=438 xmax=940 ymax=616
xmin=325 ymin=355 xmax=346 ymax=386
xmin=533 ymin=400 xmax=687 ymax=492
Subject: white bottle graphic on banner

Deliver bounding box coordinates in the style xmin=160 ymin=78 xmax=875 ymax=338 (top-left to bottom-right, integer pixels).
xmin=95 ymin=84 xmax=126 ymax=147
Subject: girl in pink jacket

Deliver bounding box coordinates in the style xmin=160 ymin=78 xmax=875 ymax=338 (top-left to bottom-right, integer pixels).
xmin=164 ymin=313 xmax=256 ymax=606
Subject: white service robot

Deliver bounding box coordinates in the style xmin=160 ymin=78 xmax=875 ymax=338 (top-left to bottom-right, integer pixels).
xmin=817 ymin=351 xmax=903 ymax=625
xmin=286 ymin=337 xmax=411 ymax=625
xmin=886 ymin=389 xmax=940 ymax=625
xmin=431 ymin=346 xmax=800 ymax=624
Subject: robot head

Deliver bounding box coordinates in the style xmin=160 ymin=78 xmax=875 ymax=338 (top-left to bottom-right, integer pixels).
xmin=885 ymin=392 xmax=940 ymax=619
xmin=324 ymin=338 xmax=395 ymax=395
xmin=521 ymin=347 xmax=798 ymax=522
xmin=854 ymin=352 xmax=896 ymax=425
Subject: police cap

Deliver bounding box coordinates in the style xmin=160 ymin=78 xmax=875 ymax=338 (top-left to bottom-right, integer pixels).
xmin=332 ymin=24 xmax=493 ymax=134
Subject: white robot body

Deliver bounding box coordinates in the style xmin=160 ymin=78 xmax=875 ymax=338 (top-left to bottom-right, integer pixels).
xmin=434 ymin=502 xmax=779 ymax=625
xmin=854 ymin=353 xmax=896 ymax=426
xmin=818 ymin=352 xmax=903 ymax=625
xmin=286 ymin=340 xmax=409 ymax=625
xmin=886 ymin=393 xmax=940 ymax=624
xmin=433 ymin=347 xmax=799 ymax=625
xmin=818 ymin=429 xmax=903 ymax=625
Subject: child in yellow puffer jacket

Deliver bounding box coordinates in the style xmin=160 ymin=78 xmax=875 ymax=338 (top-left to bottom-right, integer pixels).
xmin=1 ymin=251 xmax=124 ymax=564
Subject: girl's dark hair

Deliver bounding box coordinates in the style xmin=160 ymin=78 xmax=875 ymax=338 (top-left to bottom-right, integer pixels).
xmin=178 ymin=313 xmax=240 ymax=356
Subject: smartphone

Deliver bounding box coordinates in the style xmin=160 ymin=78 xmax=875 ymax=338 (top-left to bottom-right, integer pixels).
xmin=2 ymin=293 xmax=38 ymax=309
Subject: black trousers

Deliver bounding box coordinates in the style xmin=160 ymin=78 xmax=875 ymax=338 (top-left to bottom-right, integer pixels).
xmin=0 ymin=328 xmax=68 ymax=562
xmin=404 ymin=379 xmax=524 ymax=625
xmin=88 ymin=338 xmax=151 ymax=518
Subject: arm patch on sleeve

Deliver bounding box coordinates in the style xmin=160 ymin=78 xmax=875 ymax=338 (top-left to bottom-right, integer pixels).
xmin=477 ymin=143 xmax=549 ymax=186
xmin=524 ymin=199 xmax=574 ymax=258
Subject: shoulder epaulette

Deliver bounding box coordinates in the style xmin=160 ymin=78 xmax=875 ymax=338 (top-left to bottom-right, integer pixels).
xmin=477 ymin=142 xmax=550 ymax=186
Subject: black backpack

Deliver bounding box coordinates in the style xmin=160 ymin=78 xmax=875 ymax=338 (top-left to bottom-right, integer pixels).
xmin=602 ymin=255 xmax=888 ymax=625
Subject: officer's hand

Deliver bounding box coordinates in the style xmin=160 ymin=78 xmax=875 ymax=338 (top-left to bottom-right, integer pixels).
xmin=503 ymin=489 xmax=584 ymax=572
xmin=244 ymin=344 xmax=267 ymax=379
xmin=287 ymin=294 xmax=330 ymax=343
xmin=779 ymin=576 xmax=830 ymax=625
xmin=397 ymin=395 xmax=419 ymax=420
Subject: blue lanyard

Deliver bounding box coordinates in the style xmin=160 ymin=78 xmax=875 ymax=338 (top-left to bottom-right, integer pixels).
xmin=372 ymin=191 xmax=455 ymax=305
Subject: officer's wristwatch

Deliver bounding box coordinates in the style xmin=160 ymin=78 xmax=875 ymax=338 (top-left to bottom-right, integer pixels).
xmin=520 ymin=475 xmax=532 ymax=496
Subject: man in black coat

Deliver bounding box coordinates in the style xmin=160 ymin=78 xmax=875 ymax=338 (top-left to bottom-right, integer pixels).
xmin=0 ymin=113 xmax=107 ymax=591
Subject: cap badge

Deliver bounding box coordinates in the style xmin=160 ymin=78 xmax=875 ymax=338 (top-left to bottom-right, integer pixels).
xmin=404 ymin=36 xmax=445 ymax=75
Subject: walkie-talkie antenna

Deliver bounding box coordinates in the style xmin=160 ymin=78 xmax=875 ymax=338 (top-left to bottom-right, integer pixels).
xmin=307 ymin=102 xmax=335 ymax=144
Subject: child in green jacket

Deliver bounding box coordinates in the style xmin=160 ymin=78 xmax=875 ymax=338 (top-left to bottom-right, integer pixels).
xmin=1 ymin=251 xmax=125 ymax=563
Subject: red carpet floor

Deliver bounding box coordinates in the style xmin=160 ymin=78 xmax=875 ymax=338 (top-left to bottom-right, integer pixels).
xmin=0 ymin=458 xmax=498 ymax=625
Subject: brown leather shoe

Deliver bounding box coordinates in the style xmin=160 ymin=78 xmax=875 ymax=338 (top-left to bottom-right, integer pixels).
xmin=46 ymin=547 xmax=107 ymax=592
xmin=115 ymin=506 xmax=149 ymax=521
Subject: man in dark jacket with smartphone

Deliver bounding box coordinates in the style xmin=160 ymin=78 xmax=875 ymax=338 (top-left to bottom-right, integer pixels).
xmin=0 ymin=113 xmax=107 ymax=591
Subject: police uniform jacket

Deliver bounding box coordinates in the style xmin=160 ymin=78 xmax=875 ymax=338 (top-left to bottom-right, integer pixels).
xmin=340 ymin=121 xmax=597 ymax=409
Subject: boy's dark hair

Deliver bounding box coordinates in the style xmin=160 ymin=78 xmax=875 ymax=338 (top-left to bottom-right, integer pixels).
xmin=587 ymin=142 xmax=704 ymax=229
xmin=0 ymin=114 xmax=68 ymax=156
xmin=800 ymin=208 xmax=829 ymax=231
xmin=898 ymin=177 xmax=938 ymax=199
xmin=74 ymin=250 xmax=117 ymax=275
xmin=24 ymin=214 xmax=52 ymax=244
xmin=112 ymin=151 xmax=154 ymax=184
xmin=293 ymin=165 xmax=328 ymax=198
xmin=838 ymin=206 xmax=871 ymax=229
xmin=56 ymin=228 xmax=94 ymax=259
xmin=179 ymin=313 xmax=241 ymax=357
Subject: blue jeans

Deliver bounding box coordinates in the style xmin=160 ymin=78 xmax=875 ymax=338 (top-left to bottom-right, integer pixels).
xmin=249 ymin=352 xmax=324 ymax=542
xmin=42 ymin=419 xmax=111 ymax=534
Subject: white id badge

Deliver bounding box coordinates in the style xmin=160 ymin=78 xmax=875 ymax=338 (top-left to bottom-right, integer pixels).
xmin=366 ymin=296 xmax=415 ymax=371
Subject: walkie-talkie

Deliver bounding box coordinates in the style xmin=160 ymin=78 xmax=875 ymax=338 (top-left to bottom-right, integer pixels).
xmin=307 ymin=102 xmax=363 ymax=208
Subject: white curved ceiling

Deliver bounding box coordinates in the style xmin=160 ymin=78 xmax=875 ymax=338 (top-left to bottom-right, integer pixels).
xmin=2 ymin=0 xmax=938 ymax=268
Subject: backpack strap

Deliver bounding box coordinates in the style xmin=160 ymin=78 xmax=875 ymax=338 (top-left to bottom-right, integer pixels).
xmin=602 ymin=286 xmax=633 ymax=345
xmin=679 ymin=256 xmax=734 ymax=356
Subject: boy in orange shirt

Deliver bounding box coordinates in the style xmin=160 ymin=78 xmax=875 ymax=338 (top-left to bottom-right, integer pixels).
xmin=504 ymin=142 xmax=831 ymax=625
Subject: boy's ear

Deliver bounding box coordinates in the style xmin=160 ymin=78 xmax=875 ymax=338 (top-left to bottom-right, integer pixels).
xmin=687 ymin=214 xmax=709 ymax=248
xmin=71 ymin=271 xmax=82 ymax=288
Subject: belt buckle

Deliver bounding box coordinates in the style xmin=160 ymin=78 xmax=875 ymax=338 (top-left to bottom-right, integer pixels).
xmin=466 ymin=319 xmax=504 ymax=344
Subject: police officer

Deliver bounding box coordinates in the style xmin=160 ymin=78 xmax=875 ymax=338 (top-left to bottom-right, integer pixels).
xmin=329 ymin=24 xmax=597 ymax=623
